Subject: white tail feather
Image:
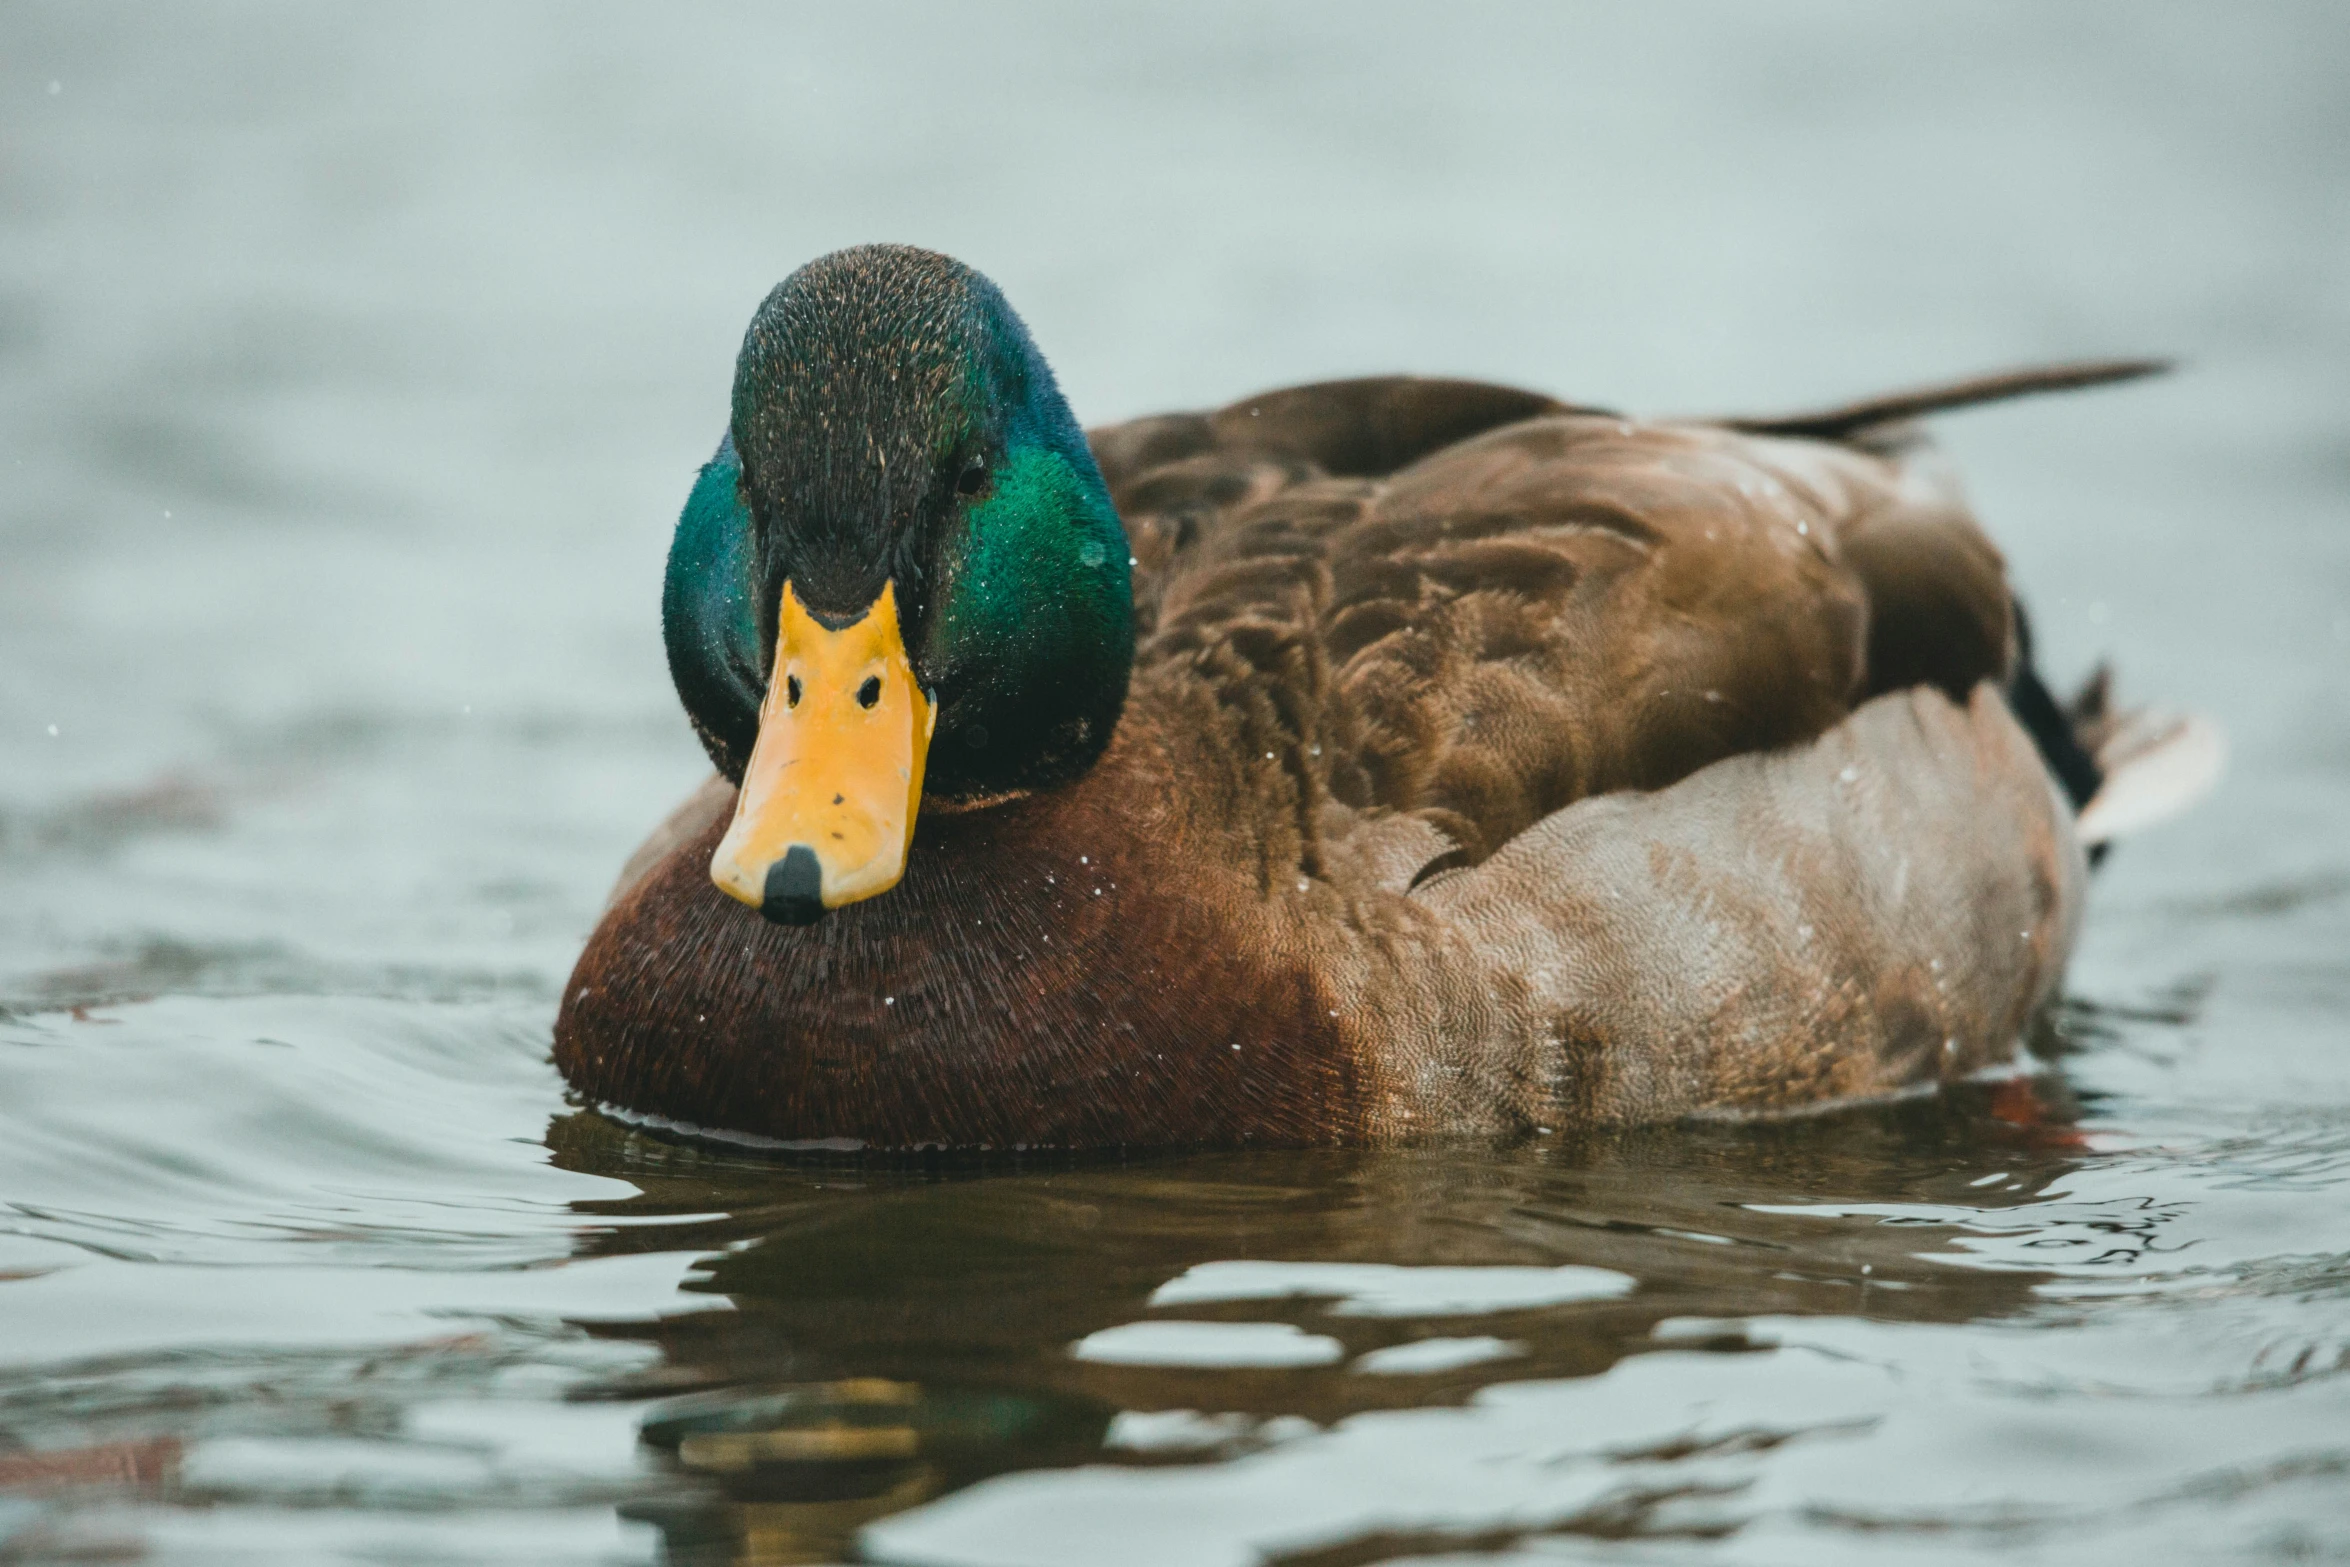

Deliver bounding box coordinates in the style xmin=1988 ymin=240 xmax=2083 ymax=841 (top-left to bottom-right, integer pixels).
xmin=2076 ymin=712 xmax=2225 ymax=845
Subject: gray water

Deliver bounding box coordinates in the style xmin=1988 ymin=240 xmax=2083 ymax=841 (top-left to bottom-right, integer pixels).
xmin=4 ymin=4 xmax=2348 ymax=1563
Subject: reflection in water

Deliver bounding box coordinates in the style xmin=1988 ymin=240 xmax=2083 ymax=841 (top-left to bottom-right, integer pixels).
xmin=538 ymin=1084 xmax=2098 ymax=1564
xmin=0 ymin=998 xmax=2343 ymax=1562
xmin=630 ymin=1380 xmax=1111 ymax=1566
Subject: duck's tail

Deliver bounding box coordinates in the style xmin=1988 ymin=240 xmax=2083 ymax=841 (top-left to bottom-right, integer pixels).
xmin=2065 ymin=669 xmax=2227 ymax=849
xmin=1725 ymin=357 xmax=2214 ymax=852
xmin=2006 ymin=600 xmax=2104 ymax=813
xmin=2006 ymin=595 xmax=2225 ymax=862
xmin=1721 ymin=358 xmax=2171 ymax=441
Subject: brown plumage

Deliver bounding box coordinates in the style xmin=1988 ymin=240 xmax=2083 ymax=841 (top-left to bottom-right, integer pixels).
xmin=557 ymin=364 xmax=2162 ymax=1148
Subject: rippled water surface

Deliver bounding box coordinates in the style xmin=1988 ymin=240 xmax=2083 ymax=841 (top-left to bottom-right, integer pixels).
xmin=5 ymin=5 xmax=2349 ymax=1563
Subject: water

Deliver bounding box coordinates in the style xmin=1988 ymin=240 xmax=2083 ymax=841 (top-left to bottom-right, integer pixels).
xmin=3 ymin=3 xmax=2348 ymax=1562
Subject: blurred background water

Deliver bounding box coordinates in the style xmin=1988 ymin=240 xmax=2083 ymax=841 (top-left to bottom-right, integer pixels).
xmin=3 ymin=3 xmax=2348 ymax=1563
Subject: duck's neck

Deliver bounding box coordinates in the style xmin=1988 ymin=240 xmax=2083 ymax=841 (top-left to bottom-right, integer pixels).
xmin=555 ymin=718 xmax=1363 ymax=1149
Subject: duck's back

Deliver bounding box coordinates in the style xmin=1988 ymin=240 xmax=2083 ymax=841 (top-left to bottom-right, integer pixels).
xmin=1091 ymin=376 xmax=2014 ymax=868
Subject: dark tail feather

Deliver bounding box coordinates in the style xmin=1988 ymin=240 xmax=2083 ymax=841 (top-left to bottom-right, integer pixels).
xmin=1720 ymin=358 xmax=2170 ymax=442
xmin=2005 ymin=597 xmax=2108 ymax=864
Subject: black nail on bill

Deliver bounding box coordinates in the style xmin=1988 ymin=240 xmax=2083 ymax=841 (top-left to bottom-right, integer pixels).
xmin=761 ymin=845 xmax=826 ymax=926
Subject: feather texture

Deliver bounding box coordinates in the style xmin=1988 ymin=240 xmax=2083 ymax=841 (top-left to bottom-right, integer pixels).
xmin=558 ymin=370 xmax=2162 ymax=1146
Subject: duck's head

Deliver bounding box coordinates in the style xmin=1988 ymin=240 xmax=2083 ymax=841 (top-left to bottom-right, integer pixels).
xmin=662 ymin=245 xmax=1133 ymax=925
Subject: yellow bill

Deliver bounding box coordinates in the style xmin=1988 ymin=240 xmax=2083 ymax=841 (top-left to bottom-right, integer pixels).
xmin=710 ymin=580 xmax=937 ymax=923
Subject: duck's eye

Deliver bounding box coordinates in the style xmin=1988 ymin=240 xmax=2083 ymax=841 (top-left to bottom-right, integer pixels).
xmin=956 ymin=461 xmax=990 ymax=498
xmin=785 ymin=675 xmax=802 ymax=708
xmin=856 ymin=676 xmax=882 ymax=709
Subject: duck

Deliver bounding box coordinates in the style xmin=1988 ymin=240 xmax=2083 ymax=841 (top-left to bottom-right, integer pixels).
xmin=553 ymin=243 xmax=2216 ymax=1149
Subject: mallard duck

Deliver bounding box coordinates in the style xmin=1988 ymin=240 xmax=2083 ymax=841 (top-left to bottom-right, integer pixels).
xmin=554 ymin=244 xmax=2215 ymax=1148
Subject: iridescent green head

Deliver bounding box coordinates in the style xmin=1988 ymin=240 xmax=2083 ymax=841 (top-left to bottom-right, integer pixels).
xmin=662 ymin=245 xmax=1133 ymax=921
